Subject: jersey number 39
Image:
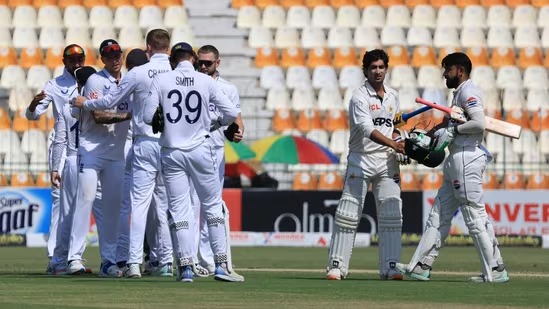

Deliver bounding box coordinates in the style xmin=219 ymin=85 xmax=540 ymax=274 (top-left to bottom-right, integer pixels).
xmin=166 ymin=89 xmax=202 ymax=124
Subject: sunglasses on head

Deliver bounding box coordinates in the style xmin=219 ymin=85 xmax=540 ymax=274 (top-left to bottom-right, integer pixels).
xmin=198 ymin=60 xmax=215 ymax=67
xmin=64 ymin=46 xmax=85 ymax=57
xmin=101 ymin=44 xmax=122 ymax=55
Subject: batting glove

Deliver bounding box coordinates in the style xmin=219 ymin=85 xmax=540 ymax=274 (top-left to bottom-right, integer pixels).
xmin=432 ymin=126 xmax=456 ymax=151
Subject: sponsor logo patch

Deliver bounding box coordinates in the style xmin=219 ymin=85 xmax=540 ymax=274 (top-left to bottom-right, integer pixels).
xmin=453 ymin=180 xmax=460 ymax=189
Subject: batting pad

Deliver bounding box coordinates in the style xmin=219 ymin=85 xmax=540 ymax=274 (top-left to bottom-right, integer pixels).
xmin=407 ymin=202 xmax=443 ymax=272
xmin=327 ymin=197 xmax=361 ymax=276
xmin=462 ymin=206 xmax=494 ymax=282
xmin=377 ymin=197 xmax=402 ymax=276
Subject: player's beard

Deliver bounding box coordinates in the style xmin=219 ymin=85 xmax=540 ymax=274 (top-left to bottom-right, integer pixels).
xmin=445 ymin=75 xmax=460 ymax=89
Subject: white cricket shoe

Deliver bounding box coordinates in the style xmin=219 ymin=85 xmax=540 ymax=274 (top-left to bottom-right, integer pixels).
xmin=396 ymin=263 xmax=431 ymax=281
xmin=380 ymin=269 xmax=404 ymax=280
xmin=193 ymin=264 xmax=210 ymax=277
xmin=214 ymin=263 xmax=245 ymax=282
xmin=124 ymin=264 xmax=141 ymax=278
xmin=99 ymin=262 xmax=123 ymax=278
xmin=68 ymin=260 xmax=86 ymax=275
xmin=469 ymin=269 xmax=510 ymax=283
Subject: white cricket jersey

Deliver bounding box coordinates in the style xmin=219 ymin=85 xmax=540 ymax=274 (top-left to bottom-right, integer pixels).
xmin=210 ymin=75 xmax=241 ymax=148
xmin=450 ymin=79 xmax=485 ymax=148
xmin=78 ymin=69 xmax=131 ymax=161
xmin=143 ymin=61 xmax=238 ymax=150
xmin=51 ymin=104 xmax=79 ymax=171
xmin=83 ymin=53 xmax=172 ymax=138
xmin=348 ymin=81 xmax=399 ymax=154
xmin=26 ymin=68 xmax=78 ymax=121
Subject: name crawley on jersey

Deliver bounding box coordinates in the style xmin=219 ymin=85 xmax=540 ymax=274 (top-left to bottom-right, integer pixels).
xmin=148 ymin=68 xmax=170 ymax=78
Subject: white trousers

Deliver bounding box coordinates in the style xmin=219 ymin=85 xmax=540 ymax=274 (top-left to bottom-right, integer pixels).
xmin=128 ymin=137 xmax=171 ymax=265
xmin=68 ymin=155 xmax=124 ymax=264
xmin=144 ymin=183 xmax=172 ymax=265
xmin=51 ymin=155 xmax=76 ymax=266
xmin=162 ymin=142 xmax=226 ymax=267
xmin=115 ymin=139 xmax=133 ymax=264
xmin=47 ymin=142 xmax=65 ymax=258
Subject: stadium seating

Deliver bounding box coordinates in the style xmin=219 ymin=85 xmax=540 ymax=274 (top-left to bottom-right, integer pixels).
xmin=292 ymin=172 xmax=318 ymax=190
xmin=317 ymin=171 xmax=343 ymax=190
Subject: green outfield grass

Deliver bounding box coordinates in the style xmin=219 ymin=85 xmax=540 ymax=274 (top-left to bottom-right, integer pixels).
xmin=0 ymin=246 xmax=548 ymax=308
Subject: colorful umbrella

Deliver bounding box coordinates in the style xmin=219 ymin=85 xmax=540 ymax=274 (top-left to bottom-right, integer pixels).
xmin=250 ymin=135 xmax=340 ymax=164
xmin=224 ymin=140 xmax=256 ymax=164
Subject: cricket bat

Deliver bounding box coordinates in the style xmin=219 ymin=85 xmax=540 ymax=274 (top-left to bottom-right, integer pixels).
xmin=415 ymin=97 xmax=522 ymax=139
xmin=393 ymin=105 xmax=433 ymax=128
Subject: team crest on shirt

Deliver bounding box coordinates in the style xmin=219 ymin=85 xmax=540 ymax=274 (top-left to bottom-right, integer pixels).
xmin=389 ymin=106 xmax=393 ymax=114
xmin=104 ymin=85 xmax=111 ymax=90
xmin=89 ymin=92 xmax=98 ymax=99
xmin=61 ymin=88 xmax=69 ymax=94
xmin=466 ymin=97 xmax=478 ymax=108
xmin=453 ymin=180 xmax=461 ymax=189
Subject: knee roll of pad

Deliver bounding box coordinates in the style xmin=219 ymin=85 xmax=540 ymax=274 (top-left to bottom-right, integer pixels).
xmin=335 ymin=197 xmax=361 ymax=231
xmin=378 ymin=197 xmax=402 ymax=231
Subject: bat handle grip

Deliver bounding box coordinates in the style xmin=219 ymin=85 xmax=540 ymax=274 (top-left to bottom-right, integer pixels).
xmin=402 ymin=105 xmax=432 ymax=122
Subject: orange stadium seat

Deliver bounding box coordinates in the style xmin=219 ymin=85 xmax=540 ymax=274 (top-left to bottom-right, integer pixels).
xmin=10 ymin=173 xmax=35 ymax=187
xmin=45 ymin=47 xmax=64 ymax=70
xmin=307 ymin=47 xmax=332 ymax=68
xmin=8 ymin=0 xmax=32 ymax=7
xmin=12 ymin=111 xmax=33 ymax=133
xmin=19 ymin=47 xmax=45 ymax=69
xmin=505 ymin=0 xmax=530 ymax=7
xmin=317 ymin=171 xmax=344 ymax=190
xmin=281 ymin=47 xmax=306 ymax=68
xmin=532 ymin=0 xmax=549 ymax=7
xmin=530 ymin=110 xmax=549 ymax=132
xmin=490 ymin=47 xmax=516 ymax=69
xmin=0 ymin=108 xmax=12 ymax=129
xmin=323 ymin=109 xmax=348 ymax=131
xmin=518 ymin=47 xmax=543 ymax=69
xmin=467 ymin=47 xmax=490 ymax=67
xmin=480 ymin=0 xmax=505 ymax=6
xmin=455 ymin=0 xmax=480 ymax=7
xmin=35 ymin=114 xmax=54 ymax=131
xmin=232 ymin=0 xmax=255 ymax=8
xmin=526 ymin=173 xmax=549 ymax=189
xmin=406 ymin=0 xmax=430 ymax=7
xmin=305 ymin=0 xmax=330 ymax=7
xmin=273 ymin=109 xmax=296 ymax=133
xmin=58 ymin=0 xmax=83 ymax=7
xmin=504 ymin=172 xmax=525 ymax=189
xmin=296 ymin=109 xmax=323 ymax=132
xmin=293 ymin=172 xmax=318 ymax=190
xmin=412 ymin=46 xmax=437 ymax=68
xmin=430 ymin=0 xmax=455 ymax=8
xmin=543 ymin=52 xmax=549 ymax=69
xmin=505 ymin=109 xmax=529 ymax=129
xmin=256 ymin=47 xmax=279 ymax=67
xmin=355 ymin=0 xmax=380 ymax=7
xmin=256 ymin=0 xmax=280 ymax=8
xmin=400 ymin=171 xmax=420 ymax=191
xmin=422 ymin=172 xmax=443 ymax=190
xmin=132 ymin=0 xmax=155 ymax=8
xmin=379 ymin=0 xmax=404 ymax=6
xmin=483 ymin=172 xmax=500 ymax=189
xmin=33 ymin=0 xmax=58 ymax=6
xmin=35 ymin=172 xmax=51 ymax=187
xmin=84 ymin=47 xmax=97 ymax=67
xmin=280 ymin=0 xmax=305 ymax=7
xmin=0 ymin=47 xmax=18 ymax=68
xmin=0 ymin=174 xmax=7 ymax=186
xmin=83 ymin=0 xmax=107 ymax=7
xmin=108 ymin=0 xmax=131 ymax=8
xmin=333 ymin=47 xmax=358 ymax=68
xmin=158 ymin=0 xmax=182 ymax=8
xmin=330 ymin=0 xmax=354 ymax=7
xmin=386 ymin=46 xmax=410 ymax=66
xmin=437 ymin=47 xmax=461 ymax=66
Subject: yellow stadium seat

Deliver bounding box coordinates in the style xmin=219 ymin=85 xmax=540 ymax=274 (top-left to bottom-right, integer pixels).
xmin=505 ymin=109 xmax=529 ymax=129
xmin=0 ymin=108 xmax=12 ymax=129
xmin=504 ymin=172 xmax=525 ymax=189
xmin=355 ymin=0 xmax=380 ymax=7
xmin=232 ymin=0 xmax=255 ymax=8
xmin=530 ymin=110 xmax=549 ymax=133
xmin=333 ymin=47 xmax=358 ymax=68
xmin=0 ymin=47 xmax=18 ymax=68
xmin=323 ymin=109 xmax=348 ymax=131
xmin=12 ymin=110 xmax=33 ymax=133
xmin=108 ymin=0 xmax=131 ymax=8
xmin=490 ymin=47 xmax=516 ymax=69
xmin=429 ymin=0 xmax=455 ymax=8
xmin=317 ymin=171 xmax=344 ymax=190
xmin=422 ymin=172 xmax=443 ymax=190
xmin=281 ymin=47 xmax=306 ymax=68
xmin=0 ymin=174 xmax=7 ymax=186
xmin=411 ymin=46 xmax=437 ymax=68
xmin=83 ymin=0 xmax=107 ymax=7
xmin=256 ymin=47 xmax=279 ymax=68
xmin=293 ymin=172 xmax=318 ymax=190
xmin=33 ymin=0 xmax=58 ymax=7
xmin=305 ymin=0 xmax=329 ymax=7
xmin=518 ymin=47 xmax=543 ymax=69
xmin=483 ymin=172 xmax=500 ymax=189
xmin=400 ymin=171 xmax=420 ymax=191
xmin=133 ymin=0 xmax=155 ymax=8
xmin=10 ymin=173 xmax=35 ymax=187
xmin=406 ymin=0 xmax=430 ymax=7
xmin=526 ymin=173 xmax=549 ymax=189
xmin=58 ymin=0 xmax=83 ymax=7
xmin=480 ymin=0 xmax=504 ymax=6
xmin=273 ymin=109 xmax=296 ymax=133
xmin=386 ymin=46 xmax=410 ymax=66
xmin=19 ymin=47 xmax=44 ymax=69
xmin=8 ymin=0 xmax=32 ymax=7
xmin=296 ymin=109 xmax=322 ymax=132
xmin=281 ymin=0 xmax=305 ymax=7
xmin=467 ymin=47 xmax=490 ymax=67
xmin=35 ymin=172 xmax=51 ymax=187
xmin=456 ymin=0 xmax=480 ymax=7
xmin=307 ymin=47 xmax=331 ymax=68
xmin=330 ymin=0 xmax=354 ymax=7
xmin=505 ymin=0 xmax=529 ymax=7
xmin=256 ymin=0 xmax=279 ymax=8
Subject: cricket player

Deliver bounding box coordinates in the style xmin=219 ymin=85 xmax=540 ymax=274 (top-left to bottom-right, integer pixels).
xmin=49 ymin=66 xmax=99 ymax=275
xmin=67 ymin=39 xmax=132 ymax=278
xmin=25 ymin=44 xmax=85 ymax=271
xmin=396 ymin=52 xmax=509 ymax=283
xmin=143 ymin=42 xmax=241 ymax=283
xmin=72 ymin=30 xmax=174 ymax=278
xmin=193 ymin=45 xmax=244 ymax=278
xmin=326 ymin=49 xmax=407 ymax=281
